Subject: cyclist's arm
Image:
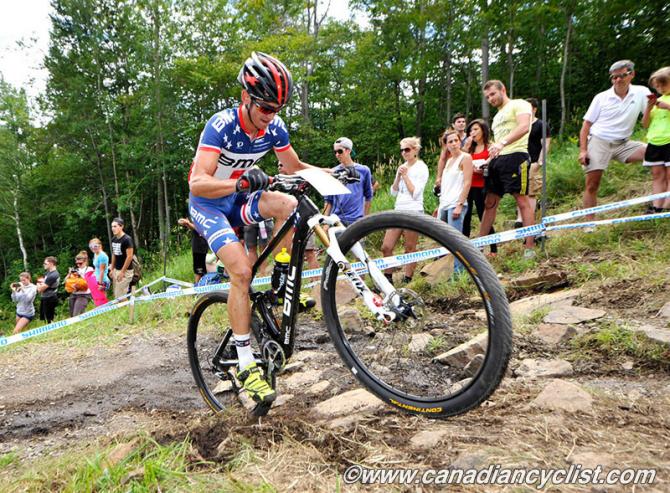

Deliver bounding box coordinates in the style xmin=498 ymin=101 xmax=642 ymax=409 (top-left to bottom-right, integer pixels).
xmin=189 ymin=150 xmax=237 ymax=198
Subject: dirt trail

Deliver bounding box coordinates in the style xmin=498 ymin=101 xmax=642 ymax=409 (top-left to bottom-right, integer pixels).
xmin=1 ymin=280 xmax=669 ymax=491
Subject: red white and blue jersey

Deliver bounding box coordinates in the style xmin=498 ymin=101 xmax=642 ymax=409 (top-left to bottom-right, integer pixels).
xmin=187 ymin=105 xmax=290 ymax=253
xmin=189 ymin=105 xmax=291 ymax=183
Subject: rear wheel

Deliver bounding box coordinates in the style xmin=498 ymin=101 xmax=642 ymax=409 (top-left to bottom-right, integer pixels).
xmin=321 ymin=211 xmax=512 ymax=418
xmin=187 ymin=292 xmax=274 ymax=415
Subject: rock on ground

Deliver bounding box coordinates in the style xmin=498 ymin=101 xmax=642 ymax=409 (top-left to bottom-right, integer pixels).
xmin=409 ymin=333 xmax=434 ymax=353
xmin=531 ymin=379 xmax=593 ymax=413
xmin=515 ymin=358 xmax=574 ymax=379
xmin=543 ymin=306 xmax=606 ymax=325
xmin=634 ymin=325 xmax=670 ymax=346
xmin=410 ymin=427 xmax=451 ymax=449
xmin=570 ymin=450 xmax=615 ymax=470
xmin=314 ymin=388 xmax=384 ymax=418
xmin=532 ymin=324 xmax=577 ymax=345
xmin=510 ymin=289 xmax=582 ymax=317
xmin=433 ymin=332 xmax=487 ymax=367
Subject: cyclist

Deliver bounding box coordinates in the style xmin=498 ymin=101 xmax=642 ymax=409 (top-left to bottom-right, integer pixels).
xmin=188 ymin=52 xmax=317 ymax=405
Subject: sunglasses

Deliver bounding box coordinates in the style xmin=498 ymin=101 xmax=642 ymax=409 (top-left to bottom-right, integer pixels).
xmin=401 ymin=147 xmax=412 ymax=153
xmin=610 ymin=70 xmax=632 ymax=81
xmin=334 ymin=149 xmax=345 ymax=155
xmin=253 ymin=100 xmax=282 ymax=115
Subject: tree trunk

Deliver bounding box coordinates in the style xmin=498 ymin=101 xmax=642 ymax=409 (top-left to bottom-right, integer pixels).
xmin=125 ymin=170 xmax=141 ymax=249
xmin=87 ymin=129 xmax=113 ymax=249
xmin=466 ymin=54 xmax=473 ymax=118
xmin=156 ymin=178 xmax=166 ymax=252
xmin=559 ymin=12 xmax=573 ymax=136
xmin=415 ymin=77 xmax=426 ymax=137
xmin=506 ymin=30 xmax=515 ymax=97
xmin=151 ymin=4 xmax=169 ymax=256
xmin=12 ymin=190 xmax=28 ymax=270
xmin=481 ymin=34 xmax=490 ymax=120
xmin=394 ymin=81 xmax=405 ymax=138
xmin=444 ymin=49 xmax=452 ymax=125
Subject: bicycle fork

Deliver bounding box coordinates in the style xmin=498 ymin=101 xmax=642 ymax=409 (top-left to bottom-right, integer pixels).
xmin=309 ymin=215 xmax=401 ymax=323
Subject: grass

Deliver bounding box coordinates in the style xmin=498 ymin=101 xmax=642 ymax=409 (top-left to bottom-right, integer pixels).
xmin=0 ymin=433 xmax=273 ymax=493
xmin=569 ymin=321 xmax=670 ymax=370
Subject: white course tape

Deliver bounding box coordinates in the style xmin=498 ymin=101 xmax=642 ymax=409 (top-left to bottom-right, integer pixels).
xmin=545 ymin=211 xmax=670 ymax=232
xmin=0 ymin=300 xmax=131 ymax=347
xmin=3 ymin=192 xmax=669 ymax=348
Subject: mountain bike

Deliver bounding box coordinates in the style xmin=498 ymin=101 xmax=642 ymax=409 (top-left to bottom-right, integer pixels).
xmin=187 ymin=170 xmax=512 ymax=418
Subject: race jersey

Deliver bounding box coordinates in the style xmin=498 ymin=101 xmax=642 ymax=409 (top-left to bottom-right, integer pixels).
xmin=188 ymin=105 xmax=291 ymax=183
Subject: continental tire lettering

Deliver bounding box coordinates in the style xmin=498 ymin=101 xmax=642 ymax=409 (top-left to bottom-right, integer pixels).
xmin=389 ymin=399 xmax=442 ymax=413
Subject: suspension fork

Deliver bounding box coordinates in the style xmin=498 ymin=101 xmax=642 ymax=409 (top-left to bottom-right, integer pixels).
xmin=310 ymin=215 xmax=399 ymax=322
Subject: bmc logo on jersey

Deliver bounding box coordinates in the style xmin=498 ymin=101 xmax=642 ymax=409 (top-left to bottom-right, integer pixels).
xmin=218 ymin=155 xmax=259 ymax=169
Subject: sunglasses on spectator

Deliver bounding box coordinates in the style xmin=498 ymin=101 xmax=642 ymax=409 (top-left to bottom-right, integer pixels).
xmin=610 ymin=70 xmax=632 ymax=81
xmin=401 ymin=147 xmax=412 ymax=153
xmin=253 ymin=100 xmax=282 ymax=115
xmin=334 ymin=149 xmax=345 ymax=155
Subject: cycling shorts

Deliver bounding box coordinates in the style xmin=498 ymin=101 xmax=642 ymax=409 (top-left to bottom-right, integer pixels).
xmin=189 ymin=191 xmax=267 ymax=253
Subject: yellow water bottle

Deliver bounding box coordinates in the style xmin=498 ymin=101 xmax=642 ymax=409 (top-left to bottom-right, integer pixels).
xmin=271 ymin=248 xmax=291 ymax=301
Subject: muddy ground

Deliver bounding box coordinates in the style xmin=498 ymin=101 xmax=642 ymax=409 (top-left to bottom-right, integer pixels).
xmin=1 ymin=273 xmax=669 ymax=492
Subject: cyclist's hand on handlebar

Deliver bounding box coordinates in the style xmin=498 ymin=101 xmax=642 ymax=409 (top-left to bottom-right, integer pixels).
xmin=236 ymin=167 xmax=270 ymax=192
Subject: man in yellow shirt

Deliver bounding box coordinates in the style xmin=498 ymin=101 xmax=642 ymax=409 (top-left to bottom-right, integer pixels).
xmin=478 ymin=80 xmax=535 ymax=257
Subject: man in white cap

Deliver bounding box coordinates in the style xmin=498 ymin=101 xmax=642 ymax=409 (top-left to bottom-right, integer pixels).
xmin=325 ymin=137 xmax=374 ymax=226
xmin=580 ymin=60 xmax=650 ymax=220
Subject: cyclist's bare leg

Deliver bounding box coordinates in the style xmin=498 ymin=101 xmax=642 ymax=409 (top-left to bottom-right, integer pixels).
xmin=216 ymin=241 xmax=253 ymax=338
xmin=403 ymin=229 xmax=419 ymax=278
xmin=381 ymin=228 xmax=402 ymax=277
xmin=259 ymin=191 xmax=298 ymax=254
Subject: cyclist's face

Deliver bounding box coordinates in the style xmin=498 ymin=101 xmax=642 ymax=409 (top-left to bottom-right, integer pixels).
xmin=242 ymin=90 xmax=279 ymax=129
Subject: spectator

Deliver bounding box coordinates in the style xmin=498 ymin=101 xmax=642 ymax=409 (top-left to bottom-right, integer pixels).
xmin=243 ymin=219 xmax=275 ymax=267
xmin=324 ymin=137 xmax=373 ymax=225
xmin=642 ymin=66 xmax=670 ymax=212
xmin=580 ymin=60 xmax=650 ymax=220
xmin=381 ymin=137 xmax=429 ymax=283
xmin=37 ymin=256 xmax=60 ymax=323
xmin=11 ymin=272 xmax=37 ymax=334
xmin=437 ymin=129 xmax=473 ymax=273
xmin=88 ymin=238 xmax=110 ymax=306
xmin=452 ymin=113 xmax=468 ymax=146
xmin=479 ymin=80 xmax=535 ymax=257
xmin=464 ymin=119 xmax=498 ymax=255
xmin=65 ymin=251 xmax=94 ymax=316
xmin=435 ymin=128 xmax=453 ymax=194
xmin=370 ymin=175 xmax=381 ymax=195
xmin=515 ymin=98 xmax=552 ymax=227
xmin=178 ymin=217 xmax=210 ymax=283
xmin=109 ymin=217 xmax=135 ymax=299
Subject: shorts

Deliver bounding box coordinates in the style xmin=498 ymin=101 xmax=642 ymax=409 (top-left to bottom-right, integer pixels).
xmin=17 ymin=313 xmax=34 ymax=321
xmin=643 ymin=142 xmax=670 ymax=167
xmin=193 ymin=252 xmax=207 ymax=276
xmin=243 ymin=219 xmax=275 ymax=247
xmin=189 ymin=191 xmax=268 ymax=253
xmin=485 ymin=152 xmax=530 ymax=197
xmin=584 ymin=135 xmax=645 ymax=172
xmin=528 ymin=162 xmax=544 ymax=197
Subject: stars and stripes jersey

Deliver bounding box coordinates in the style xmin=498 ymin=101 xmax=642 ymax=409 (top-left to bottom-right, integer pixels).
xmin=190 ymin=105 xmax=291 ymax=183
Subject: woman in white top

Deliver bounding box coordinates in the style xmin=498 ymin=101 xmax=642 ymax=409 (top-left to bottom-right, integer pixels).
xmin=437 ymin=129 xmax=473 ymax=272
xmin=381 ymin=137 xmax=430 ymax=283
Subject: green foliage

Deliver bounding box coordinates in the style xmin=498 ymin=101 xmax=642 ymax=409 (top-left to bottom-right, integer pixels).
xmin=1 ymin=0 xmax=669 ymax=299
xmin=571 ymin=321 xmax=670 ymax=369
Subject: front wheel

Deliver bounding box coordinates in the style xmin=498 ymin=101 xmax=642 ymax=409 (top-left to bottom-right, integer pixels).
xmin=321 ymin=211 xmax=512 ymax=418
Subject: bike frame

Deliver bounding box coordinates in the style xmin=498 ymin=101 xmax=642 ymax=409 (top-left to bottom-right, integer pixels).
xmin=248 ymin=193 xmax=321 ymax=359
